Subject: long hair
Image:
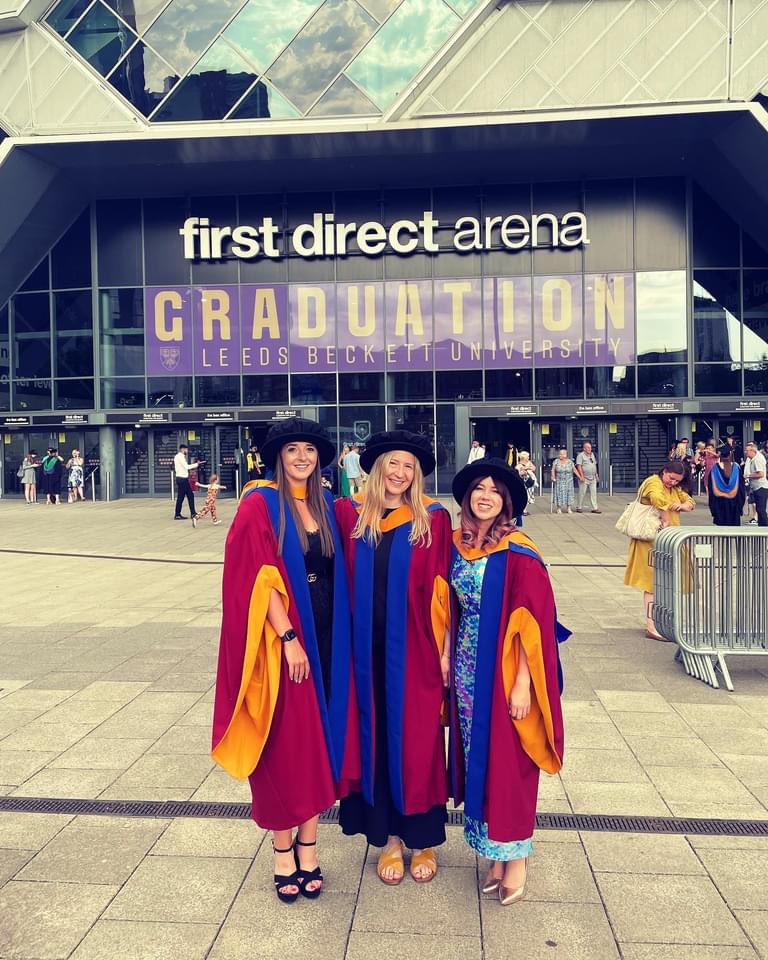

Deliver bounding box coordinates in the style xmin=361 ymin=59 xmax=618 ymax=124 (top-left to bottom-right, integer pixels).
xmin=459 ymin=476 xmax=517 ymax=548
xmin=352 ymin=455 xmax=432 ymax=547
xmin=274 ymin=456 xmax=334 ymax=558
xmin=718 ymin=446 xmax=733 ymax=481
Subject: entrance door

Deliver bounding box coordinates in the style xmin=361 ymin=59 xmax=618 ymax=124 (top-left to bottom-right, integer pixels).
xmin=637 ymin=417 xmax=674 ymax=481
xmin=187 ymin=427 xmax=239 ymax=496
xmin=2 ymin=433 xmax=25 ymax=496
xmin=124 ymin=429 xmax=150 ymax=494
xmin=152 ymin=429 xmax=180 ymax=497
xmin=470 ymin=418 xmax=531 ymax=463
xmin=537 ymin=421 xmax=567 ymax=489
xmin=609 ymin=421 xmax=637 ymax=490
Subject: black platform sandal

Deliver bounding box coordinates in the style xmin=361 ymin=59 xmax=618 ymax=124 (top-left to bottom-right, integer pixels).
xmin=294 ymin=839 xmax=324 ymax=899
xmin=273 ymin=842 xmax=301 ymax=904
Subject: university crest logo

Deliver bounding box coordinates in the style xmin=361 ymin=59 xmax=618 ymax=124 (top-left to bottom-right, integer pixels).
xmin=160 ymin=347 xmax=181 ymax=371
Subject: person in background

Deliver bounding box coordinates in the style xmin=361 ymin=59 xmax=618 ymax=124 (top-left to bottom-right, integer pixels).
xmin=623 ymin=462 xmax=695 ymax=640
xmin=41 ymin=447 xmax=64 ymax=506
xmin=708 ymin=446 xmax=746 ymax=526
xmin=338 ymin=443 xmax=351 ymax=497
xmin=343 ymin=443 xmax=362 ymax=494
xmin=20 ymin=451 xmax=40 ymax=503
xmin=173 ymin=443 xmax=204 ymax=520
xmin=192 ymin=473 xmax=226 ymax=528
xmin=551 ymin=448 xmax=576 ymax=514
xmin=246 ymin=444 xmax=263 ymax=482
xmin=516 ymin=451 xmax=537 ymax=516
xmin=744 ymin=442 xmax=768 ymax=526
xmin=505 ymin=442 xmax=518 ymax=467
xmin=702 ymin=441 xmax=718 ymax=492
xmin=724 ymin=435 xmax=744 ymax=465
xmin=467 ymin=439 xmax=486 ymax=464
xmin=575 ymin=441 xmax=601 ymax=514
xmin=66 ymin=449 xmax=85 ymax=503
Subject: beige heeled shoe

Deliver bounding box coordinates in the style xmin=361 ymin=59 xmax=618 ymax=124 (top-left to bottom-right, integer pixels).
xmin=499 ymin=858 xmax=528 ymax=906
xmin=482 ymin=866 xmax=501 ymax=894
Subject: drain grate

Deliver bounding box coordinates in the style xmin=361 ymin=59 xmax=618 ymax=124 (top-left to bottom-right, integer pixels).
xmin=1 ymin=796 xmax=767 ymax=837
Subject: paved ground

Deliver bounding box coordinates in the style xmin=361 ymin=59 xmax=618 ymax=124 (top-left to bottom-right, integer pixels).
xmin=0 ymin=491 xmax=767 ymax=960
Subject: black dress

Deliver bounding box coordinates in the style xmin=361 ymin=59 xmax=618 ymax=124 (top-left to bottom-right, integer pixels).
xmin=708 ymin=464 xmax=746 ymax=527
xmin=304 ymin=530 xmax=334 ymax=699
xmin=339 ymin=513 xmax=447 ymax=849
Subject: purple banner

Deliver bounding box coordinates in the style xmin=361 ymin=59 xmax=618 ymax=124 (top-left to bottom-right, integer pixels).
xmin=240 ymin=284 xmax=289 ymax=373
xmin=385 ymin=280 xmax=433 ymax=371
xmin=584 ymin=273 xmax=635 ymax=365
xmin=434 ymin=279 xmax=482 ymax=369
xmin=533 ymin=275 xmax=584 ymax=368
xmin=337 ymin=282 xmax=384 ymax=371
xmin=145 ymin=287 xmax=193 ymax=376
xmin=193 ymin=286 xmax=239 ymax=375
xmin=289 ymin=284 xmax=337 ymax=373
xmin=483 ymin=277 xmax=533 ymax=369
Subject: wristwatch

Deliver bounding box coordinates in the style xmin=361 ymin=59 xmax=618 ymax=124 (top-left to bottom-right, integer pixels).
xmin=280 ymin=629 xmax=297 ymax=643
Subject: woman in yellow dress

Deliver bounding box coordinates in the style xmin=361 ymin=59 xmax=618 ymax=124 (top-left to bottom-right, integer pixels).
xmin=624 ymin=461 xmax=695 ymax=640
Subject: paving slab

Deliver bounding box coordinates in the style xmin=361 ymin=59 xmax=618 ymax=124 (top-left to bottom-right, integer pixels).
xmin=560 ymin=747 xmax=649 ymax=783
xmin=696 ymin=849 xmax=768 ymax=910
xmin=644 ymin=766 xmax=761 ymax=807
xmin=0 ymin=750 xmax=58 ymax=785
xmin=48 ymin=737 xmax=154 ymax=770
xmin=70 ymin=681 xmax=152 ymax=702
xmin=564 ymin=781 xmax=671 ymax=816
xmin=70 ymin=919 xmax=219 ymax=960
xmin=0 ymin=848 xmax=34 ymax=887
xmin=345 ymin=932 xmax=483 ymax=960
xmin=733 ymin=911 xmax=768 ymax=959
xmin=482 ymin=901 xmax=620 ymax=960
xmin=582 ymin=833 xmax=705 ymax=875
xmin=0 ymin=812 xmax=73 ymax=850
xmin=150 ymin=817 xmax=265 ymax=859
xmin=620 ymin=946 xmax=759 ymax=960
xmin=12 ymin=767 xmax=121 ymax=798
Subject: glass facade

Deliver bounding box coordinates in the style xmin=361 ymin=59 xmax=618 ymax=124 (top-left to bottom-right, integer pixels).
xmin=45 ymin=0 xmax=480 ymax=120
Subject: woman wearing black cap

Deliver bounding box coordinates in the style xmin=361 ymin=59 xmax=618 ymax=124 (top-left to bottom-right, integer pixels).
xmin=448 ymin=459 xmax=565 ymax=906
xmin=335 ymin=430 xmax=452 ymax=885
xmin=212 ymin=418 xmax=360 ymax=903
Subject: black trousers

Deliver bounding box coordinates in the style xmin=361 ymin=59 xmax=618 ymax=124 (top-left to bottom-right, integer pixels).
xmin=175 ymin=478 xmax=196 ymax=518
xmin=753 ymin=487 xmax=768 ymax=527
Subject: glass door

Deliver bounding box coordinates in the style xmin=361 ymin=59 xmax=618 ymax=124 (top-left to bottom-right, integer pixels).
xmin=217 ymin=426 xmax=240 ymax=495
xmin=124 ymin=428 xmax=149 ymax=494
xmin=538 ymin=421 xmax=567 ymax=489
xmin=608 ymin=420 xmax=637 ymax=490
xmin=2 ymin=433 xmax=25 ymax=496
xmin=152 ymin=429 xmax=180 ymax=496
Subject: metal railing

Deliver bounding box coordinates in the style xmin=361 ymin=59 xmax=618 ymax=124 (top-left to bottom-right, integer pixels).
xmin=651 ymin=526 xmax=768 ymax=690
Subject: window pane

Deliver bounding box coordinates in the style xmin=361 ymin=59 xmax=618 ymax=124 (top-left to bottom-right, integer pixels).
xmin=743 ymin=231 xmax=768 ymax=269
xmin=339 ymin=372 xmax=385 ymax=402
xmin=13 ymin=379 xmax=52 ymax=411
xmin=0 ymin=380 xmax=8 ymax=411
xmin=583 ymin=180 xmax=634 ymax=272
xmin=586 ymin=365 xmax=635 ymax=398
xmin=96 ymin=200 xmax=142 ymax=286
xmin=532 ymin=182 xmax=584 ymax=276
xmin=13 ymin=294 xmax=51 ymax=379
xmin=743 ymin=270 xmax=768 ymax=364
xmin=694 ymin=363 xmax=741 ymax=396
xmin=243 ymin=374 xmax=288 ymax=405
xmin=637 ymin=364 xmax=687 ymax=397
xmin=692 ymin=183 xmax=740 ymax=268
xmin=290 ymin=373 xmax=337 ymax=404
xmin=230 ymin=81 xmax=299 ymax=119
xmin=142 ymin=0 xmax=245 ymax=74
xmin=148 ymin=376 xmax=193 ymax=407
xmin=47 ymin=0 xmax=94 ymax=36
xmin=338 ymin=403 xmax=385 ymax=445
xmin=388 ymin=372 xmax=433 ymax=402
xmin=484 ymin=369 xmax=533 ymax=400
xmin=267 ymin=0 xmax=377 ymax=113
xmin=102 ymin=0 xmax=167 ymax=32
xmin=535 ymin=367 xmax=584 ymax=400
xmin=0 ymin=304 xmax=9 ymax=391
xmin=52 ymin=211 xmax=91 ymax=290
xmin=20 ymin=258 xmax=49 ymax=293
xmin=190 ymin=197 xmax=238 ymax=284
xmin=309 ymin=74 xmax=378 ymax=116
xmin=636 ymin=271 xmax=687 ymax=363
xmin=435 ymin=403 xmax=456 ymax=495
xmin=68 ymin=1 xmax=137 ymax=75
xmin=745 ymin=364 xmax=768 ymax=395
xmin=436 ymin=370 xmax=482 ymax=401
xmin=101 ymin=377 xmax=145 ymax=407
xmin=14 ymin=293 xmax=50 ymax=334
xmin=54 ymin=291 xmax=94 ymax=377
xmin=223 ymin=0 xmax=318 ymax=71
xmin=99 ymin=288 xmax=145 ymax=376
xmin=154 ymin=38 xmax=258 ymax=121
xmin=143 ymin=197 xmax=190 ymax=285
xmin=195 ymin=375 xmax=241 ymax=406
xmin=635 ymin=178 xmax=686 ymax=271
xmin=347 ymin=0 xmax=459 ymax=109
xmin=693 ymin=271 xmax=741 ymax=362
xmin=109 ymin=43 xmax=179 ymax=117
xmin=55 ymin=378 xmax=95 ymax=409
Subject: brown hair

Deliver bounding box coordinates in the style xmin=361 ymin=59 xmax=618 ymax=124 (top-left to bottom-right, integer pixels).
xmin=459 ymin=476 xmax=517 ymax=548
xmin=718 ymin=446 xmax=733 ymax=481
xmin=274 ymin=455 xmax=334 ymax=558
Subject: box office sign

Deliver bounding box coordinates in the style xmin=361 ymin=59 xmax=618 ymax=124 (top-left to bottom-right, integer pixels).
xmin=145 ymin=274 xmax=635 ymax=376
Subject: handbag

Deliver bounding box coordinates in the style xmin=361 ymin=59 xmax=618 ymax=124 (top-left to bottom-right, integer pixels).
xmin=615 ymin=494 xmax=662 ymax=541
xmin=17 ymin=465 xmax=25 ymax=479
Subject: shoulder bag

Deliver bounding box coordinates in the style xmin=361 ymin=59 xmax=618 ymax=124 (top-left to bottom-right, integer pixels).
xmin=615 ymin=493 xmax=662 ymax=541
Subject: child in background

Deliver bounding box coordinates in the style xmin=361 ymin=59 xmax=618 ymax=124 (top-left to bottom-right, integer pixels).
xmin=192 ymin=473 xmax=226 ymax=528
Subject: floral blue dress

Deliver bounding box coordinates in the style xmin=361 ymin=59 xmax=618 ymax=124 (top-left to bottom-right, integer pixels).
xmin=450 ymin=550 xmax=533 ymax=862
xmin=553 ymin=458 xmax=575 ymax=508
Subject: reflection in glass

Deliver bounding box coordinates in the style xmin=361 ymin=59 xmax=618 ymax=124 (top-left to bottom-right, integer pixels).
xmin=637 ymin=364 xmax=687 ymax=397
xmin=436 ymin=370 xmax=481 ymax=401
xmin=20 ymin=260 xmax=49 ymax=293
xmin=743 ymin=270 xmax=768 ymax=364
xmin=68 ymin=1 xmax=137 ymax=75
xmin=230 ymin=81 xmax=299 ymax=119
xmin=693 ymin=271 xmax=741 ymax=363
xmin=290 ymin=373 xmax=337 ymax=404
xmin=101 ymin=377 xmax=145 ymax=407
xmin=0 ymin=381 xmax=8 ymax=412
xmin=359 ymin=0 xmax=400 ymax=21
xmin=267 ymin=0 xmax=377 ymax=113
xmin=148 ymin=376 xmax=193 ymax=407
xmin=52 ymin=211 xmax=91 ymax=290
xmin=54 ymin=291 xmax=94 ymax=377
xmin=745 ymin=364 xmax=768 ymax=396
xmin=446 ymin=0 xmax=478 ymax=13
xmin=484 ymin=369 xmax=533 ymax=400
xmin=109 ymin=42 xmax=179 ymax=116
xmin=153 ymin=39 xmax=257 ymax=121
xmin=47 ymin=0 xmax=94 ymax=36
xmin=339 ymin=404 xmax=385 ymax=446
xmin=143 ymin=0 xmax=245 ymax=74
xmin=635 ymin=271 xmax=687 ymax=363
xmin=694 ymin=364 xmax=740 ymax=396
xmin=99 ymin=289 xmax=145 ymax=377
xmin=586 ymin=366 xmax=635 ymax=398
xmin=96 ymin=200 xmax=142 ymax=287
xmin=101 ymin=0 xmax=167 ymax=33
xmin=338 ymin=372 xmax=385 ymax=402
xmin=347 ymin=0 xmax=459 ymax=108
xmin=743 ymin=232 xmax=768 ymax=268
xmin=309 ymin=74 xmax=379 ymax=116
xmin=692 ymin=183 xmax=740 ymax=268
xmin=195 ymin=376 xmax=241 ymax=406
xmin=388 ymin=372 xmax=433 ymax=402
xmin=243 ymin=374 xmax=289 ymax=405
xmin=13 ymin=380 xmax=52 ymax=411
xmin=55 ymin=379 xmax=95 ymax=409
xmin=223 ymin=0 xmax=318 ymax=71
xmin=435 ymin=403 xmax=456 ymax=496
xmin=13 ymin=293 xmax=50 ymax=334
xmin=535 ymin=367 xmax=584 ymax=400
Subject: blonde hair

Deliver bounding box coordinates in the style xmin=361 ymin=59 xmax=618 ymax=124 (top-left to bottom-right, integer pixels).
xmin=519 ymin=450 xmax=530 ymax=461
xmin=352 ymin=453 xmax=432 ymax=548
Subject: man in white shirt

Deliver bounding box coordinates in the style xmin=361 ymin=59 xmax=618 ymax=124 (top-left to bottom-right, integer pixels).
xmin=344 ymin=443 xmax=362 ymax=494
xmin=174 ymin=444 xmax=204 ymax=520
xmin=744 ymin=442 xmax=768 ymax=526
xmin=467 ymin=439 xmax=486 ymax=464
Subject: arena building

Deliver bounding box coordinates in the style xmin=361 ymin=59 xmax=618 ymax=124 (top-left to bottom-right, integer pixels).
xmin=1 ymin=0 xmax=767 ymax=496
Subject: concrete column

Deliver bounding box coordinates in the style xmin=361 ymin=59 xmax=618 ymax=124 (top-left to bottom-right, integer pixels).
xmin=455 ymin=404 xmax=471 ymax=470
xmin=675 ymin=416 xmax=693 ymax=452
xmin=98 ymin=426 xmax=121 ymax=501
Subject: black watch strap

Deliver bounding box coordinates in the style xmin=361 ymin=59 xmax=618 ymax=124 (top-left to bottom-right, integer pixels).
xmin=280 ymin=629 xmax=297 ymax=643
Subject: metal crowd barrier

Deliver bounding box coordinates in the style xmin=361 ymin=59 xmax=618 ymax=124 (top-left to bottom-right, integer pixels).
xmin=651 ymin=526 xmax=768 ymax=690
